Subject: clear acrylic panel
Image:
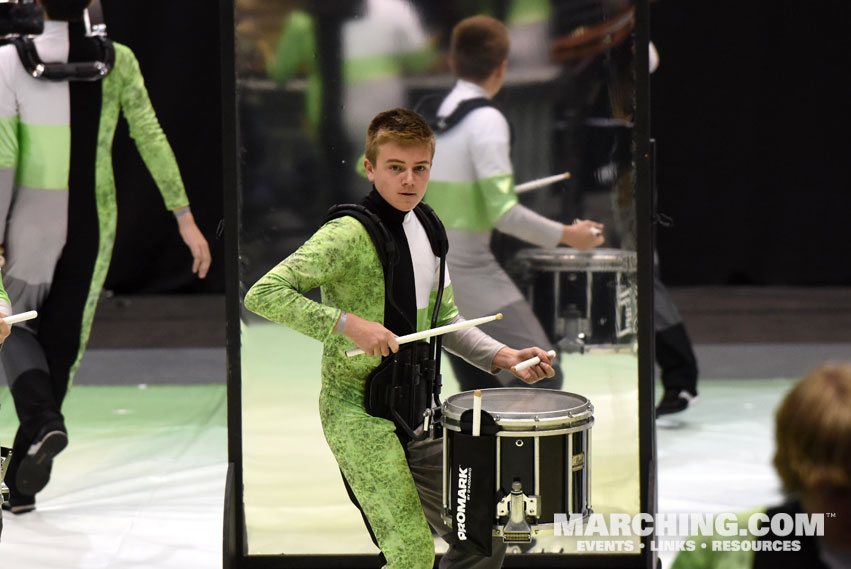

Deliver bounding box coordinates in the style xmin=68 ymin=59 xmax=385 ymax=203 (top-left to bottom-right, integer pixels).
xmin=234 ymin=0 xmax=642 ymax=558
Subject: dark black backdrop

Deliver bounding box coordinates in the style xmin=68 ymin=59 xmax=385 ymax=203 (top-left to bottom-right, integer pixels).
xmin=101 ymin=0 xmax=225 ymax=294
xmin=650 ymin=0 xmax=851 ymax=285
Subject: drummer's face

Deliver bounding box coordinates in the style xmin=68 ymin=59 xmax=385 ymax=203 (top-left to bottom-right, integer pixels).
xmin=365 ymin=141 xmax=432 ymax=212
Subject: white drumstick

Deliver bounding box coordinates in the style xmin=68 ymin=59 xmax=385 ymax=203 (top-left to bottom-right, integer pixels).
xmin=3 ymin=310 xmax=38 ymax=325
xmin=345 ymin=313 xmax=504 ymax=357
xmin=472 ymin=389 xmax=482 ymax=437
xmin=515 ymin=171 xmax=571 ymax=193
xmin=510 ymin=349 xmax=556 ymax=373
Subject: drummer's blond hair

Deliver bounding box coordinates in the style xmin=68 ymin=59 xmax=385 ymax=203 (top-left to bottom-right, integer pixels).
xmin=365 ymin=108 xmax=435 ymax=165
xmin=774 ymin=363 xmax=851 ymax=493
xmin=450 ymin=15 xmax=509 ymax=83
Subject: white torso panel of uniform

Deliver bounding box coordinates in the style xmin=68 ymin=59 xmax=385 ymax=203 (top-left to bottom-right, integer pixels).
xmin=402 ymin=207 xmax=507 ymax=369
xmin=402 ymin=208 xmax=450 ymax=326
xmin=427 ymin=80 xmax=561 ymax=316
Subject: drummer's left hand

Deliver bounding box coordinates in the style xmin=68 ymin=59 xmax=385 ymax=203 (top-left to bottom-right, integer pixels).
xmin=561 ymin=219 xmax=604 ymax=250
xmin=493 ymin=347 xmax=555 ymax=384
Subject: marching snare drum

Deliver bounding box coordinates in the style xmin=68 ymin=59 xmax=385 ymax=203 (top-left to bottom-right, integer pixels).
xmin=442 ymin=388 xmax=594 ymax=544
xmin=514 ymin=248 xmax=637 ymax=353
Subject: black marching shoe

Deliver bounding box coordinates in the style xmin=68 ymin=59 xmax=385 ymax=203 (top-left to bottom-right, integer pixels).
xmin=16 ymin=426 xmax=67 ymax=496
xmin=1 ymin=491 xmax=36 ymax=515
xmin=656 ymin=389 xmax=698 ymax=417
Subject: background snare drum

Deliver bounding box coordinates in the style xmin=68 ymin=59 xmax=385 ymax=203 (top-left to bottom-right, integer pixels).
xmin=514 ymin=248 xmax=637 ymax=354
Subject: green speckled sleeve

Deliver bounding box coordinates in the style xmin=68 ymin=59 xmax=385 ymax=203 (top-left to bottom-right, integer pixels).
xmin=114 ymin=43 xmax=189 ymax=211
xmin=244 ymin=217 xmax=366 ymax=343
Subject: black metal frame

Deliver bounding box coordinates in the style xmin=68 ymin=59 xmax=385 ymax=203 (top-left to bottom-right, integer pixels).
xmin=222 ymin=1 xmax=656 ymax=567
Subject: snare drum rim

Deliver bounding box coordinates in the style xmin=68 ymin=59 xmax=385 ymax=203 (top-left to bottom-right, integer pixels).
xmin=515 ymin=247 xmax=638 ymax=272
xmin=443 ymin=388 xmax=594 ymax=431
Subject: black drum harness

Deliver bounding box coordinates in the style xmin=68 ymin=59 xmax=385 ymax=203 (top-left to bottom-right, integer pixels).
xmin=324 ymin=201 xmax=449 ymax=442
xmin=10 ymin=0 xmax=115 ymax=82
xmin=13 ymin=33 xmax=114 ymax=81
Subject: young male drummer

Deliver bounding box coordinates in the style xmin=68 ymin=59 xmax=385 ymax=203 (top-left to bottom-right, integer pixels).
xmin=244 ymin=108 xmax=554 ymax=569
xmin=422 ymin=15 xmax=605 ymax=391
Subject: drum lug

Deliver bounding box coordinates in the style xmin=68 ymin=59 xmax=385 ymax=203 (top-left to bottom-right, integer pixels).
xmin=498 ymin=481 xmax=540 ymax=543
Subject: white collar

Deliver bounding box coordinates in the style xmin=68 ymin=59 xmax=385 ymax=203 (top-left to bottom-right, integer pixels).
xmin=453 ymin=79 xmax=491 ymax=100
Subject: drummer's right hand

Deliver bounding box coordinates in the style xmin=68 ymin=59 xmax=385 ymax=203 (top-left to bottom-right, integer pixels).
xmin=561 ymin=219 xmax=605 ymax=250
xmin=340 ymin=313 xmax=399 ymax=358
xmin=0 ymin=313 xmax=11 ymax=345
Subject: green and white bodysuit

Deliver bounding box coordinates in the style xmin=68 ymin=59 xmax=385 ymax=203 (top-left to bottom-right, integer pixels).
xmin=245 ymin=189 xmax=506 ymax=569
xmin=425 ymin=80 xmax=563 ymax=388
xmin=0 ymin=20 xmax=189 ymax=495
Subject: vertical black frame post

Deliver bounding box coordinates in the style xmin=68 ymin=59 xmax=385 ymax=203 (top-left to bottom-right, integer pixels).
xmin=633 ymin=1 xmax=658 ymax=567
xmin=220 ymin=0 xmax=245 ymax=564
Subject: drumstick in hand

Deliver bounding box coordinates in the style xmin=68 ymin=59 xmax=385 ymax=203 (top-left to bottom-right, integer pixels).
xmin=472 ymin=389 xmax=482 ymax=437
xmin=2 ymin=311 xmax=38 ymax=325
xmin=510 ymin=350 xmax=557 ymax=373
xmin=345 ymin=313 xmax=503 ymax=357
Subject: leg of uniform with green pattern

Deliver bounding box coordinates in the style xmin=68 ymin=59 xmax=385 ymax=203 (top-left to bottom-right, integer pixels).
xmin=321 ymin=391 xmax=435 ymax=569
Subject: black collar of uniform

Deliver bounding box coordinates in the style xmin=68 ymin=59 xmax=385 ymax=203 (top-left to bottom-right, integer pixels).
xmin=361 ymin=187 xmax=408 ymax=227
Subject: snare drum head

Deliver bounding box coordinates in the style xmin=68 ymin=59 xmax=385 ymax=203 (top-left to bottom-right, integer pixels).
xmin=444 ymin=388 xmax=593 ymax=430
xmin=515 ymin=248 xmax=637 ymax=272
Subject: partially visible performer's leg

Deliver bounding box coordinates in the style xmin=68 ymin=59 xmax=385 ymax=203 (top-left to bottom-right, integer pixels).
xmin=448 ymin=299 xmax=563 ymax=392
xmin=654 ymin=257 xmax=698 ymax=415
xmin=339 ymin=470 xmax=389 ymax=566
xmin=656 ymin=322 xmax=698 ymax=396
xmin=1 ymin=328 xmax=66 ymax=509
xmin=1 ymin=242 xmax=93 ymax=508
xmin=2 ymin=328 xmax=64 ymax=439
xmin=320 ymin=392 xmax=434 ymax=569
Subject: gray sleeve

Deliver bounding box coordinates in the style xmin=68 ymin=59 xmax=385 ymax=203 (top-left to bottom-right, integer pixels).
xmin=493 ymin=203 xmax=563 ymax=248
xmin=441 ymin=315 xmax=506 ymax=373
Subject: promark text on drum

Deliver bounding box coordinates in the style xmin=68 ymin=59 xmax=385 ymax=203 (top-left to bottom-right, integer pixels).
xmin=455 ymin=466 xmax=472 ymax=540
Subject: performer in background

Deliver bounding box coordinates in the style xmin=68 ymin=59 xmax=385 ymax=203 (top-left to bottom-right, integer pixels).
xmin=245 ymin=108 xmax=554 ymax=569
xmin=647 ymin=41 xmax=699 ymax=416
xmin=0 ymin=0 xmax=211 ymax=513
xmin=421 ymin=15 xmax=604 ymax=392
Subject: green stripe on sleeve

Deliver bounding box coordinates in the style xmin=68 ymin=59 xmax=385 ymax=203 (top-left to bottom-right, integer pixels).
xmin=16 ymin=122 xmax=70 ymax=190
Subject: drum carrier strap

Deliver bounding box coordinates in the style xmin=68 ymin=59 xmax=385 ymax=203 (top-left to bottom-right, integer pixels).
xmin=323 ymin=202 xmax=449 ymax=441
